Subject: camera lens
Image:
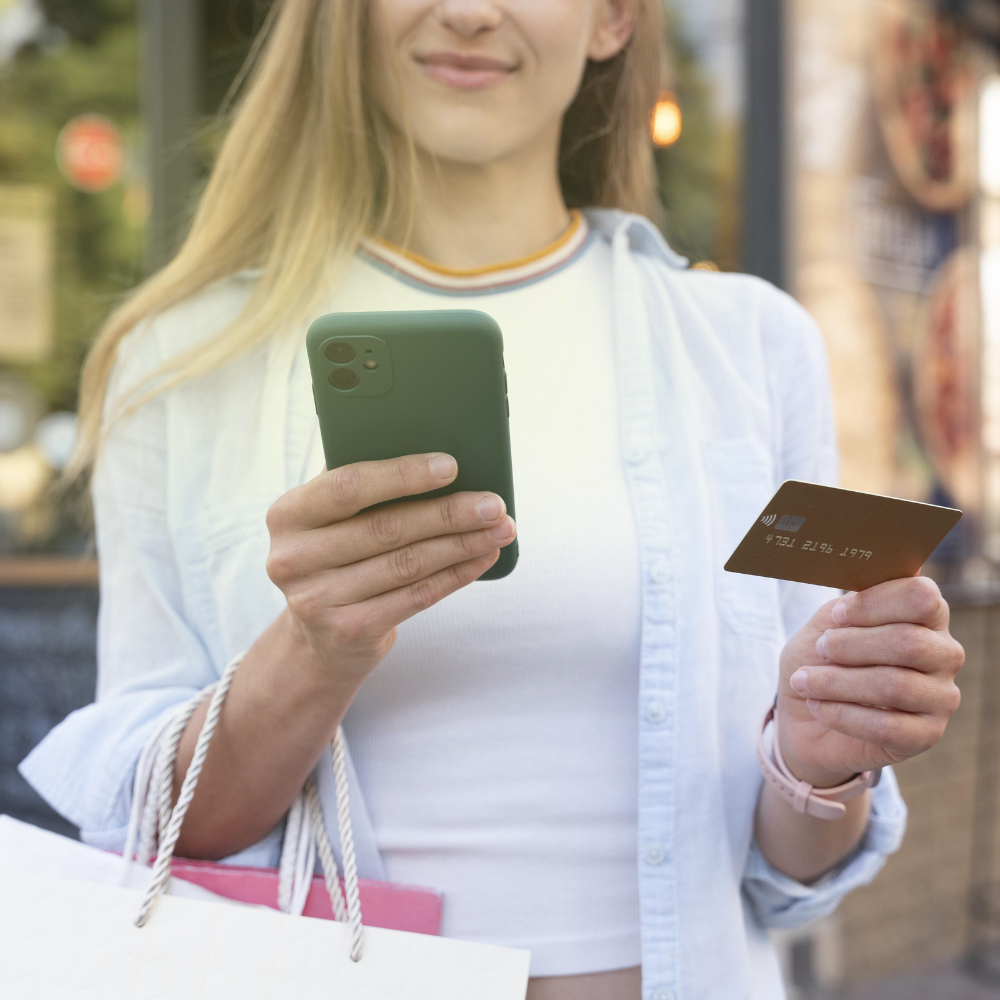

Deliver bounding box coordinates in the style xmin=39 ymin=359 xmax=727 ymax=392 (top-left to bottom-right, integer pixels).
xmin=330 ymin=368 xmax=359 ymax=389
xmin=325 ymin=341 xmax=355 ymax=364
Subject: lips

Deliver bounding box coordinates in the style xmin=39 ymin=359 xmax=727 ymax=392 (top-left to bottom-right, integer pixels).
xmin=415 ymin=51 xmax=517 ymax=90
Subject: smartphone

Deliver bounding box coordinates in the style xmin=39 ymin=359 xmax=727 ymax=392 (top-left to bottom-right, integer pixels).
xmin=306 ymin=309 xmax=517 ymax=581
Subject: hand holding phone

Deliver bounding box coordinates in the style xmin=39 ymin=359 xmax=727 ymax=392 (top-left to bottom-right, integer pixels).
xmin=264 ymin=452 xmax=516 ymax=679
xmin=306 ymin=310 xmax=518 ymax=581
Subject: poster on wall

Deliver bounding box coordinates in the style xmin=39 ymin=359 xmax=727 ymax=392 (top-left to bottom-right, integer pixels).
xmin=0 ymin=185 xmax=53 ymax=364
xmin=790 ymin=0 xmax=981 ymax=570
xmin=871 ymin=0 xmax=976 ymax=213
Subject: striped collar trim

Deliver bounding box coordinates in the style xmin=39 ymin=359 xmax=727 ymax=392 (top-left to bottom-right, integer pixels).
xmin=358 ymin=210 xmax=591 ymax=295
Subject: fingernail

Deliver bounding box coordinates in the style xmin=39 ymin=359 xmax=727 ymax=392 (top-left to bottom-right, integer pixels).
xmin=790 ymin=668 xmax=809 ymax=694
xmin=488 ymin=517 xmax=514 ymax=541
xmin=476 ymin=494 xmax=504 ymax=521
xmin=815 ymin=633 xmax=829 ymax=661
xmin=429 ymin=454 xmax=457 ymax=480
xmin=806 ymin=698 xmax=821 ymax=714
xmin=831 ymin=597 xmax=851 ymax=625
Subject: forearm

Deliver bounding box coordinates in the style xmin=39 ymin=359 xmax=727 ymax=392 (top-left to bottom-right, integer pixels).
xmin=754 ymin=784 xmax=870 ymax=884
xmin=165 ymin=456 xmax=512 ymax=859
xmin=172 ymin=609 xmax=368 ymax=859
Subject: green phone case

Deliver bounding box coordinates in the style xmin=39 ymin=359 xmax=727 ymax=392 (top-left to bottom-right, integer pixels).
xmin=306 ymin=310 xmax=517 ymax=581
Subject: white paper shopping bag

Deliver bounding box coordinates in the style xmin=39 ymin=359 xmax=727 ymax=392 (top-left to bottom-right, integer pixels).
xmin=0 ymin=869 xmax=531 ymax=1000
xmin=0 ymin=654 xmax=531 ymax=999
xmin=0 ymin=814 xmax=230 ymax=903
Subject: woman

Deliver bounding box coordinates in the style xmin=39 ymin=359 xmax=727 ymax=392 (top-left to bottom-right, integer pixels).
xmin=23 ymin=1 xmax=963 ymax=997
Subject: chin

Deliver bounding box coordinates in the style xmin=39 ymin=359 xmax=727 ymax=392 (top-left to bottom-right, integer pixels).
xmin=410 ymin=127 xmax=522 ymax=167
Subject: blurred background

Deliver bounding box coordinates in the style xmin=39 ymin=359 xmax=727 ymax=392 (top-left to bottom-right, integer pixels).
xmin=0 ymin=0 xmax=999 ymax=995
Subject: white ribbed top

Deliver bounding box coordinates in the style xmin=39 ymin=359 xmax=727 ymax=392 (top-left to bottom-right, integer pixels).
xmin=331 ymin=222 xmax=643 ymax=976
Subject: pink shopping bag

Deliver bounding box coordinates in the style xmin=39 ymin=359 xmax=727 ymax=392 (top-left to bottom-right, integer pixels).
xmin=168 ymin=856 xmax=442 ymax=934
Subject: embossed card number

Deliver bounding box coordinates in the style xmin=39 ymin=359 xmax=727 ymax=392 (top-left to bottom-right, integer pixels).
xmin=724 ymin=480 xmax=961 ymax=592
xmin=766 ymin=535 xmax=873 ymax=559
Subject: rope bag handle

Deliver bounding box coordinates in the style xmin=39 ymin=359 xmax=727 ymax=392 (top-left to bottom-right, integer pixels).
xmin=122 ymin=652 xmax=365 ymax=961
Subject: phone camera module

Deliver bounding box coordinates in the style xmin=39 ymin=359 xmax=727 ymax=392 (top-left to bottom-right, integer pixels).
xmin=330 ymin=368 xmax=360 ymax=389
xmin=325 ymin=341 xmax=355 ymax=364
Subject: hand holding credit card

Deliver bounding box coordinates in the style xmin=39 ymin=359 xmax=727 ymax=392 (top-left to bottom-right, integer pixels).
xmin=724 ymin=480 xmax=962 ymax=591
xmin=734 ymin=480 xmax=965 ymax=856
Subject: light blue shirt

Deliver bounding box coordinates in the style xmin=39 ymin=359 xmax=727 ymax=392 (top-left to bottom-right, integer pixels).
xmin=21 ymin=210 xmax=906 ymax=1000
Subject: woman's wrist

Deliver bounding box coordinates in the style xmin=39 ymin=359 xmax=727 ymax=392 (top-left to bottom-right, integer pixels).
xmin=173 ymin=610 xmax=372 ymax=858
xmin=777 ymin=741 xmax=856 ymax=790
xmin=242 ymin=609 xmax=375 ymax=728
xmin=274 ymin=608 xmax=381 ymax=689
xmin=755 ymin=780 xmax=871 ymax=884
xmin=756 ymin=702 xmax=873 ymax=880
xmin=775 ymin=696 xmax=856 ymax=789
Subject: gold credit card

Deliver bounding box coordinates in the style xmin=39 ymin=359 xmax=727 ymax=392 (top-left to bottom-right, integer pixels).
xmin=724 ymin=480 xmax=962 ymax=591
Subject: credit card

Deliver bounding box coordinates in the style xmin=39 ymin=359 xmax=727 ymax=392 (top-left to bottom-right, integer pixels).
xmin=724 ymin=480 xmax=962 ymax=591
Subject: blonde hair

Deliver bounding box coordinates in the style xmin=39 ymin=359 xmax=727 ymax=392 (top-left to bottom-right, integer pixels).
xmin=72 ymin=0 xmax=662 ymax=476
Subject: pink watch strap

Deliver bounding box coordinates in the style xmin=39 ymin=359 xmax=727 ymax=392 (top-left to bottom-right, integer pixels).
xmin=757 ymin=702 xmax=880 ymax=820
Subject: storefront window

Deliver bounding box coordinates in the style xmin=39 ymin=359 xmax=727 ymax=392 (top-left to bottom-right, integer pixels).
xmin=660 ymin=0 xmax=744 ymax=270
xmin=787 ymin=0 xmax=994 ymax=582
xmin=0 ymin=0 xmax=140 ymax=568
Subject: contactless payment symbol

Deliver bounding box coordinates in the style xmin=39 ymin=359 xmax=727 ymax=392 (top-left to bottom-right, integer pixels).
xmin=759 ymin=513 xmax=806 ymax=530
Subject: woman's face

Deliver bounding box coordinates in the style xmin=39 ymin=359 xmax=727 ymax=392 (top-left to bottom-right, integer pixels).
xmin=367 ymin=0 xmax=634 ymax=167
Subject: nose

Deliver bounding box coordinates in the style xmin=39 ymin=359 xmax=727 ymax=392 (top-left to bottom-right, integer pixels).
xmin=434 ymin=0 xmax=503 ymax=39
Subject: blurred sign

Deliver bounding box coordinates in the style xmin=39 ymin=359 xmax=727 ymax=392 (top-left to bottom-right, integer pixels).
xmin=0 ymin=185 xmax=53 ymax=363
xmin=56 ymin=115 xmax=124 ymax=193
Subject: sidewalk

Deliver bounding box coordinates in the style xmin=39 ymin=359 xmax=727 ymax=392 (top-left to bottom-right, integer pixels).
xmin=843 ymin=962 xmax=1000 ymax=999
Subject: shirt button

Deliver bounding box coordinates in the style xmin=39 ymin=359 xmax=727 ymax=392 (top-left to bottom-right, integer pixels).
xmin=644 ymin=843 xmax=666 ymax=865
xmin=650 ymin=562 xmax=670 ymax=583
xmin=645 ymin=700 xmax=666 ymax=724
xmin=626 ymin=443 xmax=647 ymax=464
xmin=653 ymin=989 xmax=675 ymax=1000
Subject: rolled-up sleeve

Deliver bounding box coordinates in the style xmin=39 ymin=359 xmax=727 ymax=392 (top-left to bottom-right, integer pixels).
xmin=18 ymin=327 xmax=280 ymax=865
xmin=742 ymin=766 xmax=907 ymax=928
xmin=19 ymin=328 xmax=206 ymax=845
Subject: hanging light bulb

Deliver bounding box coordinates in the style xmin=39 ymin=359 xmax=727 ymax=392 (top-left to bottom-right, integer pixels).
xmin=651 ymin=93 xmax=682 ymax=147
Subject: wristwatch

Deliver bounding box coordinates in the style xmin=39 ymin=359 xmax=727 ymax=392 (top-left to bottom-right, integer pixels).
xmin=757 ymin=700 xmax=881 ymax=820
